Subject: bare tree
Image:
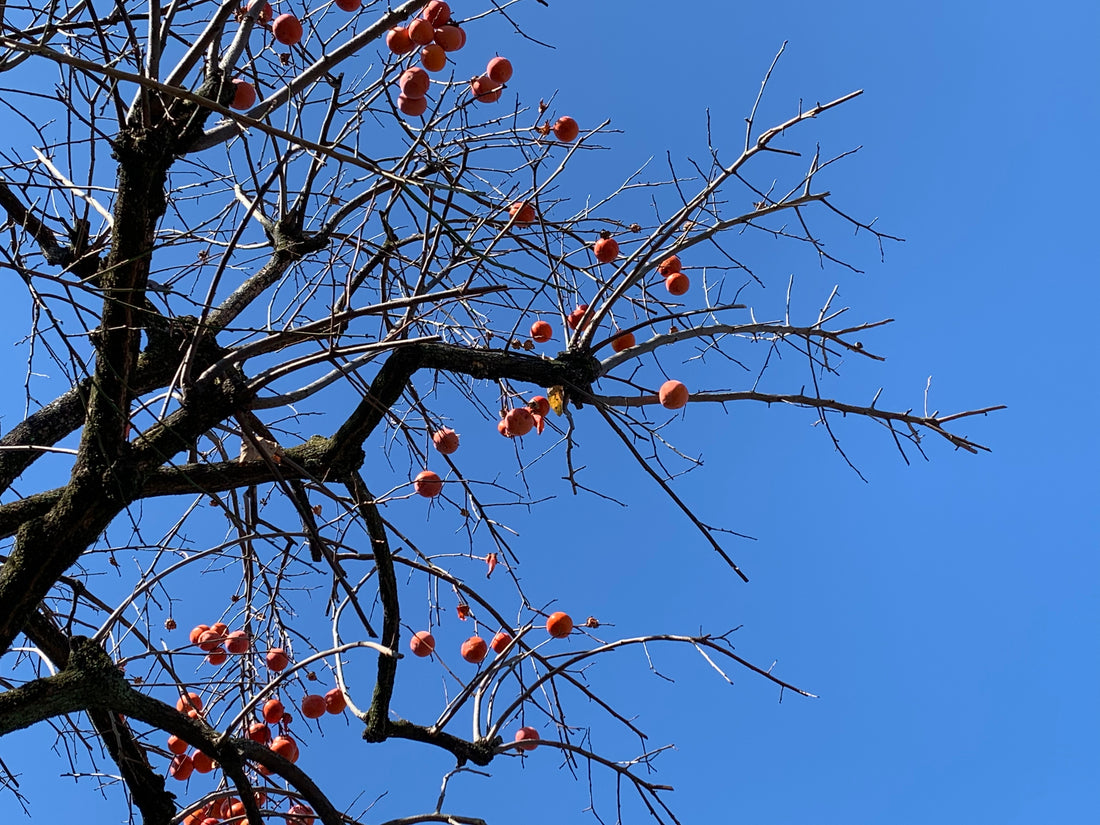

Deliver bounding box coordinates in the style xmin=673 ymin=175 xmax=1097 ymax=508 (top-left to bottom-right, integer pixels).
xmin=0 ymin=2 xmax=1001 ymax=824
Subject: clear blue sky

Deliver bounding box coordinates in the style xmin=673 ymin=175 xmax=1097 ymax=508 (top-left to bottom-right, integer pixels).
xmin=2 ymin=1 xmax=1097 ymax=823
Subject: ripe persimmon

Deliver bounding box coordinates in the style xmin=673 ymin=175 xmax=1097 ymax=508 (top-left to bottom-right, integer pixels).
xmin=205 ymin=648 xmax=227 ymax=665
xmin=552 ymin=116 xmax=579 ymax=142
xmin=434 ymin=24 xmax=465 ymax=52
xmin=335 ymin=0 xmax=360 ymax=10
xmin=593 ymin=236 xmax=619 ymax=263
xmin=658 ymin=255 xmax=681 ymax=276
xmin=460 ymin=635 xmax=488 ymax=663
xmin=665 ymin=272 xmax=689 ymax=296
xmin=414 ymin=469 xmax=443 ymax=497
xmin=266 ymin=647 xmax=289 ymax=670
xmin=386 ymin=26 xmax=414 ymax=54
xmin=470 ymin=75 xmax=502 ymax=103
xmin=176 ymin=692 xmax=204 ymax=713
xmin=248 ymin=722 xmax=272 ymax=743
xmin=188 ymin=624 xmax=210 ymax=645
xmin=168 ymin=753 xmax=194 ymax=780
xmin=503 ymin=407 xmax=535 ymax=437
xmin=566 ymin=304 xmax=590 ymax=330
xmin=398 ymin=94 xmax=428 ymax=117
xmin=191 ymin=749 xmax=216 ymax=774
xmin=197 ymin=629 xmax=222 ymax=652
xmin=407 ymin=17 xmax=434 ymax=45
xmin=530 ymin=319 xmax=553 ymax=342
xmin=658 ymin=379 xmax=689 ymax=410
xmin=420 ymin=43 xmax=446 ymax=72
xmin=300 ymin=694 xmax=326 ymax=719
xmin=508 ymin=201 xmax=536 ymax=225
xmin=230 ymin=79 xmax=256 ymax=110
xmin=270 ymin=735 xmax=300 ymax=763
xmin=432 ymin=427 xmax=459 ymax=454
xmin=514 ymin=726 xmax=540 ymax=751
xmin=399 ymin=66 xmax=430 ymax=99
xmin=611 ymin=331 xmax=635 ymax=352
xmin=272 ymin=13 xmax=302 ymax=46
xmin=410 ymin=630 xmax=435 ymax=657
xmin=421 ymin=0 xmax=450 ymax=24
xmin=324 ymin=687 xmax=346 ymax=714
xmin=225 ymin=630 xmax=250 ymax=654
xmin=167 ymin=734 xmax=188 ymax=755
xmin=497 ymin=419 xmax=511 ymax=438
xmin=528 ymin=396 xmax=550 ymax=417
xmin=546 ymin=611 xmax=573 ymax=638
xmin=262 ymin=698 xmax=285 ymax=724
xmin=490 ymin=630 xmax=513 ymax=653
xmin=287 ymin=804 xmax=316 ymax=825
xmin=486 ymin=56 xmax=513 ymax=84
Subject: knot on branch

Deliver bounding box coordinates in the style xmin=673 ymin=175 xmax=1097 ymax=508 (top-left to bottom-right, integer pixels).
xmin=288 ymin=435 xmax=365 ymax=478
xmin=271 ymin=210 xmax=329 ymax=260
xmin=554 ymin=348 xmax=602 ymax=408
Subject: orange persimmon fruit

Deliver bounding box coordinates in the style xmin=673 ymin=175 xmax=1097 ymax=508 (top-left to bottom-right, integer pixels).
xmin=266 ymin=647 xmax=289 ymax=671
xmin=566 ymin=304 xmax=590 ymax=330
xmin=460 ymin=635 xmax=488 ymax=663
xmin=248 ymin=721 xmax=272 ymax=743
xmin=230 ymin=79 xmax=256 ymax=110
xmin=225 ymin=630 xmax=250 ymax=654
xmin=421 ymin=0 xmax=450 ymax=24
xmin=262 ymin=698 xmax=285 ymax=725
xmin=593 ymin=236 xmax=619 ymax=263
xmin=503 ymin=407 xmax=535 ymax=437
xmin=272 ymin=13 xmax=302 ymax=46
xmin=176 ymin=692 xmax=203 ymax=713
xmin=270 ymin=735 xmax=300 ymax=763
xmin=408 ymin=17 xmax=435 ymax=45
xmin=169 ymin=753 xmax=194 ymax=780
xmin=434 ymin=24 xmax=465 ymax=52
xmin=552 ymin=116 xmax=579 ymax=142
xmin=386 ymin=26 xmax=415 ymax=55
xmin=486 ymin=56 xmax=513 ymax=84
xmin=546 ymin=611 xmax=573 ymax=638
xmin=658 ymin=255 xmax=681 ymax=276
xmin=191 ymin=749 xmax=216 ymax=774
xmin=414 ymin=470 xmax=443 ymax=497
xmin=398 ymin=66 xmax=430 ymax=99
xmin=658 ymin=380 xmax=689 ymax=410
xmin=432 ymin=427 xmax=459 ymax=454
xmin=410 ymin=630 xmax=436 ymax=657
xmin=530 ymin=319 xmax=553 ymax=342
xmin=470 ymin=75 xmax=502 ymax=103
xmin=167 ymin=734 xmax=188 ymax=755
xmin=514 ymin=726 xmax=540 ymax=751
xmin=665 ymin=272 xmax=689 ymax=296
xmin=611 ymin=331 xmax=635 ymax=352
xmin=508 ymin=200 xmax=536 ymax=225
xmin=420 ymin=43 xmax=446 ymax=72
xmin=300 ymin=694 xmax=326 ymax=719
xmin=324 ymin=687 xmax=346 ymax=714
xmin=398 ymin=94 xmax=429 ymax=116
